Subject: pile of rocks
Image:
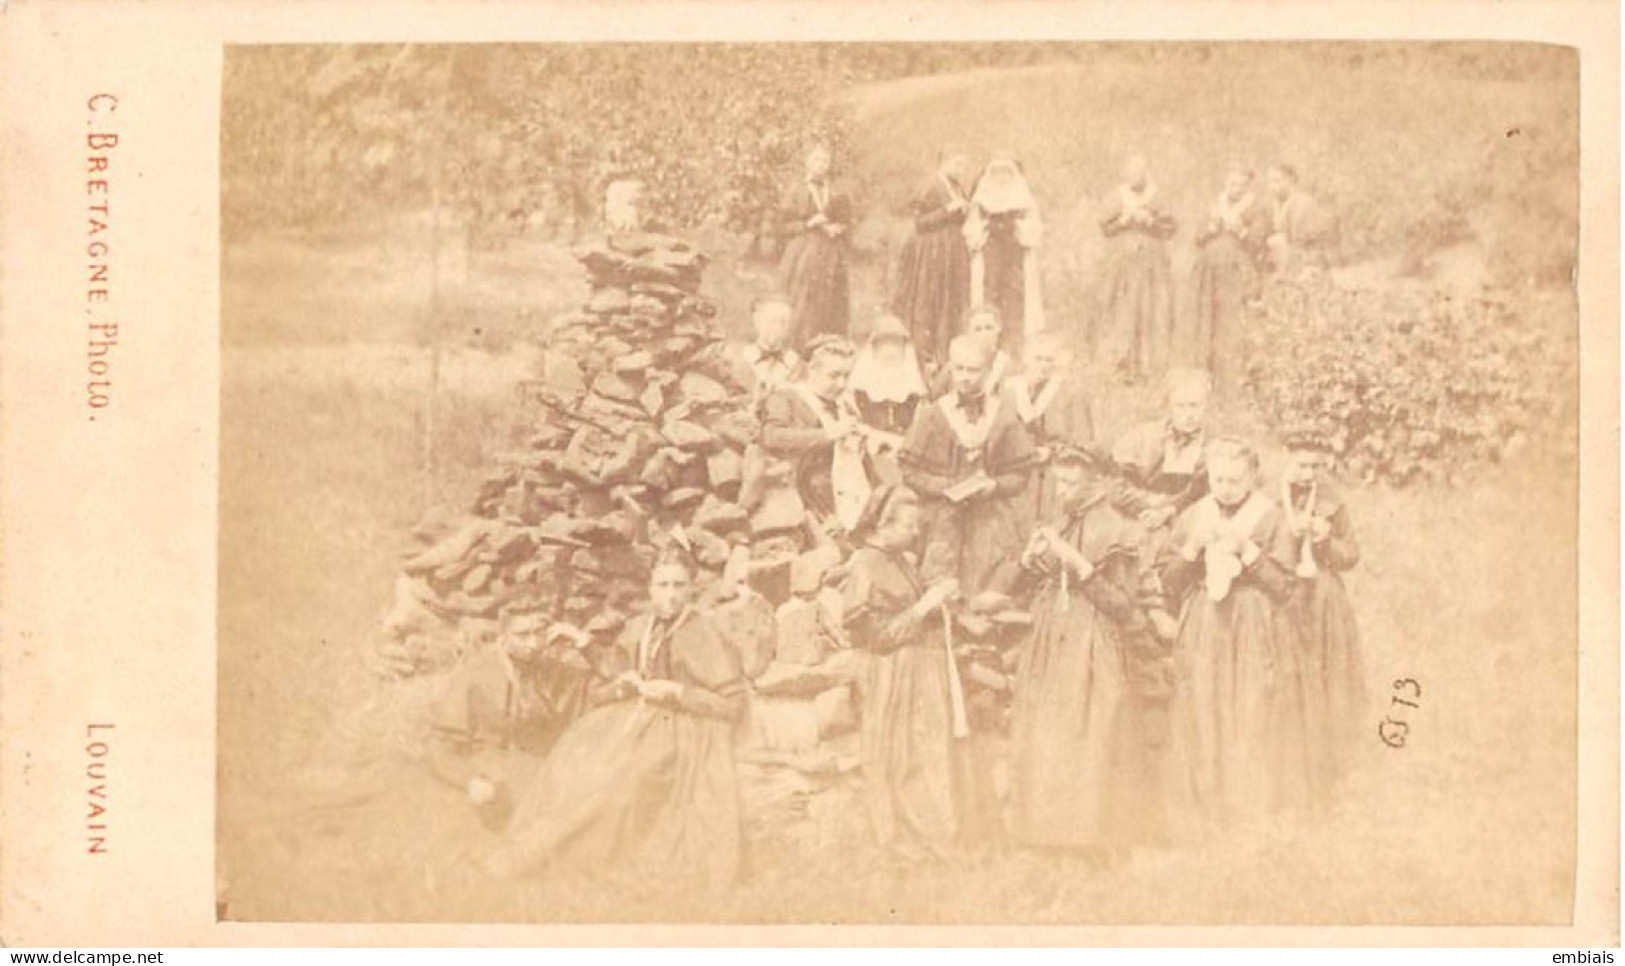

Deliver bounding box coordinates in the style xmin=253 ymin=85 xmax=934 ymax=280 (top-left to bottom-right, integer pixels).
xmin=374 ymin=231 xmax=862 ymax=771
xmin=378 ymin=233 xmax=760 ymax=668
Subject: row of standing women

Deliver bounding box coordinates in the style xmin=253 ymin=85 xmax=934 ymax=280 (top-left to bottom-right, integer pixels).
xmin=475 ymin=305 xmax=1366 ymax=887
xmin=777 ymin=143 xmax=1331 ymax=396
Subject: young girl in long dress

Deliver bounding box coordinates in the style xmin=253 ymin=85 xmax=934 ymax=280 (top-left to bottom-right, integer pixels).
xmin=775 ymin=144 xmax=853 ymax=345
xmin=1155 ymin=438 xmax=1313 ymax=834
xmin=1182 ymin=169 xmax=1268 ymax=395
xmin=893 ymin=147 xmax=973 ymax=372
xmin=842 ymin=485 xmax=967 ymax=861
xmin=1096 ymin=154 xmax=1177 ymax=383
xmin=1007 ymin=450 xmax=1155 ymax=854
xmin=1279 ymin=428 xmax=1366 ymax=800
xmin=478 ymin=550 xmax=747 ymax=888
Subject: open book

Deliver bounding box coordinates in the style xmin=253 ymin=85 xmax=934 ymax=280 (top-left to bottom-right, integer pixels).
xmin=943 ymin=470 xmax=997 ymax=503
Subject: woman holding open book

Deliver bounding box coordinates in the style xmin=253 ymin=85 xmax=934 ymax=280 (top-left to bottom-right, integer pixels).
xmin=898 ymin=334 xmax=1037 ymax=596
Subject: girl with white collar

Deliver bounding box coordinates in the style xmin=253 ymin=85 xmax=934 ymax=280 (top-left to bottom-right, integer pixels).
xmin=1153 ymin=436 xmax=1314 ymax=836
xmin=1096 ymin=153 xmax=1178 ymax=383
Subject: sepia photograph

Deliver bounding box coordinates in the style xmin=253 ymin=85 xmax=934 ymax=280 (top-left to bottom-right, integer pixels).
xmin=212 ymin=40 xmax=1584 ymax=926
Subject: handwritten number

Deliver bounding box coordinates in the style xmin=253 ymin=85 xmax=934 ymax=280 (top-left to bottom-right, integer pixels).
xmin=1381 ymin=679 xmax=1421 ymax=748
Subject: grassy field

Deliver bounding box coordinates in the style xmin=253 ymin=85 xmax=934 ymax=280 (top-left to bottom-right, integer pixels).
xmin=217 ymin=54 xmax=1579 ymax=925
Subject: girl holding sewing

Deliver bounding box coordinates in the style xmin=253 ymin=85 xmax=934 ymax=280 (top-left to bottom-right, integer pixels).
xmin=478 ymin=548 xmax=747 ymax=888
xmin=1154 ymin=437 xmax=1313 ymax=834
xmin=1095 ymin=153 xmax=1178 ymax=383
xmin=842 ymin=484 xmax=967 ymax=862
xmin=1181 ymin=167 xmax=1269 ymax=396
xmin=758 ymin=335 xmax=875 ymax=536
xmin=1007 ymin=447 xmax=1157 ymax=859
xmin=1279 ymin=426 xmax=1366 ymax=799
xmin=893 ymin=145 xmax=974 ymax=372
xmin=775 ymin=142 xmax=854 ymax=346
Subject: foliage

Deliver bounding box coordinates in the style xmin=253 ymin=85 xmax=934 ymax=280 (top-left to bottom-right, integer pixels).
xmin=224 ymin=42 xmax=1577 ymax=265
xmin=1469 ymin=121 xmax=1581 ymax=289
xmin=1395 ymin=121 xmax=1579 ymax=287
xmin=222 ymin=45 xmax=858 ymax=243
xmin=1242 ymin=276 xmax=1577 ymax=486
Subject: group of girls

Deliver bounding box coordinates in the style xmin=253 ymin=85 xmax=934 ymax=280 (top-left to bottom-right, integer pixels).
xmin=472 ymin=293 xmax=1366 ymax=888
xmin=774 ymin=142 xmax=1331 ymax=400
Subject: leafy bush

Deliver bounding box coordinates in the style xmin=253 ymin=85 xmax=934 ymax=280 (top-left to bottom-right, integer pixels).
xmin=223 ymin=45 xmax=857 ymax=243
xmin=1243 ymin=276 xmax=1576 ymax=485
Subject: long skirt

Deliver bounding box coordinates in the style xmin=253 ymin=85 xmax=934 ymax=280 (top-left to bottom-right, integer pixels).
xmin=1008 ymin=589 xmax=1138 ymax=848
xmin=1162 ymin=586 xmax=1314 ymax=835
xmin=1179 ymin=238 xmax=1257 ymax=395
xmin=778 ymin=232 xmax=851 ymax=346
xmin=894 ymin=230 xmax=970 ymax=370
xmin=861 ymin=643 xmax=961 ymax=859
xmin=488 ymin=699 xmax=742 ymax=888
xmin=980 ymin=233 xmax=1028 ymax=360
xmin=921 ymin=496 xmax=1026 ymax=596
xmin=1095 ymin=237 xmax=1174 ymax=382
xmin=1293 ymin=572 xmax=1366 ymax=798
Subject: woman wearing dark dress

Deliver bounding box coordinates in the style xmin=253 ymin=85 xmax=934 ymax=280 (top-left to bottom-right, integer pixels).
xmin=843 ymin=485 xmax=967 ymax=861
xmin=1278 ymin=428 xmax=1366 ymax=801
xmin=899 ymin=334 xmax=1038 ymax=598
xmin=1153 ymin=438 xmax=1315 ymax=837
xmin=1181 ymin=168 xmax=1268 ymax=395
xmin=775 ymin=143 xmax=853 ymax=346
xmin=478 ymin=549 xmax=747 ymax=889
xmin=892 ymin=147 xmax=973 ymax=372
xmin=1007 ymin=450 xmax=1156 ymax=855
xmin=1096 ymin=154 xmax=1178 ymax=383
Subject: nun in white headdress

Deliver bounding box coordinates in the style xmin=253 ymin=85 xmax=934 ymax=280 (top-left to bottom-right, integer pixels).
xmin=963 ymin=153 xmax=1046 ymax=359
xmin=848 ymin=313 xmax=930 ymax=485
